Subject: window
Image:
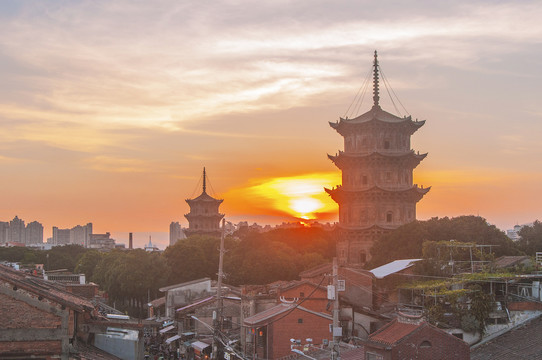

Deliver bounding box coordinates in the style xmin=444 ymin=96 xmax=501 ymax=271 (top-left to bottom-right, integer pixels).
xmin=359 ymin=251 xmax=367 ymax=264
xmin=362 ymin=175 xmax=368 ymax=185
xmin=419 ymin=340 xmax=432 ymax=348
xmin=366 ymin=352 xmax=383 ymax=360
xmin=386 ymin=212 xmax=393 ymax=223
xmin=223 ymin=317 xmax=232 ymax=329
xmin=298 ymin=318 xmax=303 ymax=324
xmin=384 ymin=140 xmax=390 ymax=149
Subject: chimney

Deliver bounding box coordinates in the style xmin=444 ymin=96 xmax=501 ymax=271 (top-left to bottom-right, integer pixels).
xmin=129 ymin=233 xmax=133 ymax=250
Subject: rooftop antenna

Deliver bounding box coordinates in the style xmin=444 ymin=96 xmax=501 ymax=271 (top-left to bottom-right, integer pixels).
xmin=373 ymin=50 xmax=380 ymax=108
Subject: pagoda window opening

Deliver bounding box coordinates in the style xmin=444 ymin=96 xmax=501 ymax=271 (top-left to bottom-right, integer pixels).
xmin=386 ymin=212 xmax=393 ymax=223
xmin=362 ymin=175 xmax=368 ymax=185
xmin=384 ymin=140 xmax=390 ymax=150
xmin=359 ymin=251 xmax=367 ymax=264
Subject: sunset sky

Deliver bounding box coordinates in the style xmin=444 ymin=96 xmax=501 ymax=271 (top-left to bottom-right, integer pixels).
xmin=1 ymin=1 xmax=541 ymax=248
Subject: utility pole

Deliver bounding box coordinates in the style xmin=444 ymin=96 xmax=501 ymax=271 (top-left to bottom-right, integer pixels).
xmin=213 ymin=218 xmax=226 ymax=360
xmin=331 ymin=257 xmax=341 ymax=360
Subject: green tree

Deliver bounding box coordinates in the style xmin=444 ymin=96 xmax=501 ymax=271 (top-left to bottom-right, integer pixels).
xmin=368 ymin=216 xmax=520 ymax=268
xmin=75 ymin=250 xmax=104 ymax=280
xmin=516 ymin=221 xmax=542 ymax=255
xmin=163 ymin=239 xmax=211 ymax=285
xmin=47 ymin=245 xmax=88 ymax=272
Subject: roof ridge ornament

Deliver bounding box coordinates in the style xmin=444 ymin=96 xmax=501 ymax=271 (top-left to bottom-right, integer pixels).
xmin=373 ymin=50 xmax=380 ymax=108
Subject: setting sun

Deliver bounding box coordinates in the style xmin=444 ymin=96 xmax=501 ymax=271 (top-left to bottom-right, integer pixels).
xmin=223 ymin=172 xmax=341 ymax=221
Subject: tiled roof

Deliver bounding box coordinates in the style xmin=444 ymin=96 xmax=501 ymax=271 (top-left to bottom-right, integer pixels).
xmin=159 ymin=277 xmax=211 ymax=292
xmin=299 ymin=263 xmax=332 ymax=278
xmin=471 ymin=315 xmax=542 ymax=360
xmin=149 ymin=296 xmax=166 ymax=307
xmin=494 ymin=256 xmax=531 ymax=269
xmin=337 ymin=346 xmax=365 ymax=360
xmin=368 ymin=318 xmax=423 ymax=346
xmin=279 ymin=279 xmax=327 ymax=292
xmin=244 ymin=303 xmax=332 ymax=326
xmin=0 ymin=264 xmax=96 ymax=312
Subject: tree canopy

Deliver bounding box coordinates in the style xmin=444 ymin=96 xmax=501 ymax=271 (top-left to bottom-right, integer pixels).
xmin=516 ymin=221 xmax=542 ymax=255
xmin=368 ymin=216 xmax=520 ymax=268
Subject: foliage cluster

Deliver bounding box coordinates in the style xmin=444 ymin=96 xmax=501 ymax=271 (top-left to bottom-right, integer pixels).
xmin=516 ymin=221 xmax=542 ymax=256
xmin=368 ymin=215 xmax=522 ymax=269
xmin=415 ymin=281 xmax=494 ymax=334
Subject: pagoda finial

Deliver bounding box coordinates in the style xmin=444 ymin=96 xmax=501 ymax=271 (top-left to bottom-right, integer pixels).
xmin=373 ymin=50 xmax=380 ymax=107
xmin=203 ymin=167 xmax=207 ymax=194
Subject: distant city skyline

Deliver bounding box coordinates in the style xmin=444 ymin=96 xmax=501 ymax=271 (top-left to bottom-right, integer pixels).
xmin=1 ymin=1 xmax=541 ymax=240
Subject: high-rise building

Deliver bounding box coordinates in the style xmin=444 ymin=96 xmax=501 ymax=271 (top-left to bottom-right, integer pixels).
xmin=52 ymin=223 xmax=93 ymax=247
xmin=0 ymin=217 xmax=44 ymax=245
xmin=326 ymin=52 xmax=430 ymax=266
xmin=52 ymin=227 xmax=71 ymax=245
xmin=169 ymin=221 xmax=186 ymax=246
xmin=9 ymin=216 xmax=26 ymax=243
xmin=184 ymin=168 xmax=224 ymax=238
xmin=25 ymin=221 xmax=43 ymax=245
xmin=0 ymin=222 xmax=9 ymax=243
xmin=70 ymin=223 xmax=92 ymax=247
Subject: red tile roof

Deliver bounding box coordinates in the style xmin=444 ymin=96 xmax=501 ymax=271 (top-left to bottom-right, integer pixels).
xmin=244 ymin=303 xmax=332 ymax=326
xmin=368 ymin=318 xmax=424 ymax=346
xmin=0 ymin=264 xmax=96 ymax=313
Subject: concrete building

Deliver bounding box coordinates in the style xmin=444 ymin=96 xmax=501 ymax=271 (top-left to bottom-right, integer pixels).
xmin=184 ymin=168 xmax=224 ymax=238
xmin=0 ymin=216 xmax=44 ymax=245
xmin=159 ymin=278 xmax=213 ymax=319
xmin=8 ymin=216 xmax=26 ymax=243
xmin=52 ymin=227 xmax=71 ymax=246
xmin=169 ymin=221 xmax=186 ymax=247
xmin=326 ymin=51 xmax=429 ymax=266
xmin=89 ymin=232 xmax=115 ymax=249
xmin=25 ymin=221 xmax=44 ymax=245
xmin=70 ymin=223 xmax=92 ymax=247
xmin=52 ymin=223 xmax=92 ymax=247
xmin=0 ymin=221 xmax=8 ymax=243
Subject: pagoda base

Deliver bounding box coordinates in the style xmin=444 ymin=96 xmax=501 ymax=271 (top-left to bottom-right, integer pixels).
xmin=336 ymin=227 xmax=391 ymax=267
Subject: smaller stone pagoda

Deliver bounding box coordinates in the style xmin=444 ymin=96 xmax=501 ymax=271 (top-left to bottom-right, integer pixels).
xmin=184 ymin=168 xmax=224 ymax=238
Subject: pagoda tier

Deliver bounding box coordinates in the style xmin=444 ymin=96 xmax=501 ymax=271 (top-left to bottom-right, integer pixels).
xmin=325 ymin=185 xmax=430 ymax=203
xmin=328 ymin=150 xmax=427 ymax=170
xmin=329 ymin=105 xmax=425 ymax=136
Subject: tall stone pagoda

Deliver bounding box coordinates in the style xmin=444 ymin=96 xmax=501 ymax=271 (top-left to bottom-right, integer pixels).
xmin=326 ymin=51 xmax=430 ymax=266
xmin=184 ymin=167 xmax=224 ymax=238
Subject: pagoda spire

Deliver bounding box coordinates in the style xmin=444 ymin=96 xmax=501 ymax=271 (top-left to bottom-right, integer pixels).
xmin=373 ymin=50 xmax=380 ymax=107
xmin=202 ymin=167 xmax=207 ymax=194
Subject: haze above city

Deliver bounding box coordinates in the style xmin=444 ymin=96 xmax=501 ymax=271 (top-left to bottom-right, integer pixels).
xmin=1 ymin=1 xmax=541 ymax=248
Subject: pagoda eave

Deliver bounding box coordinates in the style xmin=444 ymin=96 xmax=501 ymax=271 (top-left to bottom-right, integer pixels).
xmin=329 ymin=151 xmax=428 ymax=169
xmin=326 ymin=185 xmax=430 ymax=203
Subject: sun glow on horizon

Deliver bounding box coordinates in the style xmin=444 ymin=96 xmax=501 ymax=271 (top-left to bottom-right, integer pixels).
xmin=224 ymin=172 xmax=341 ymax=220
